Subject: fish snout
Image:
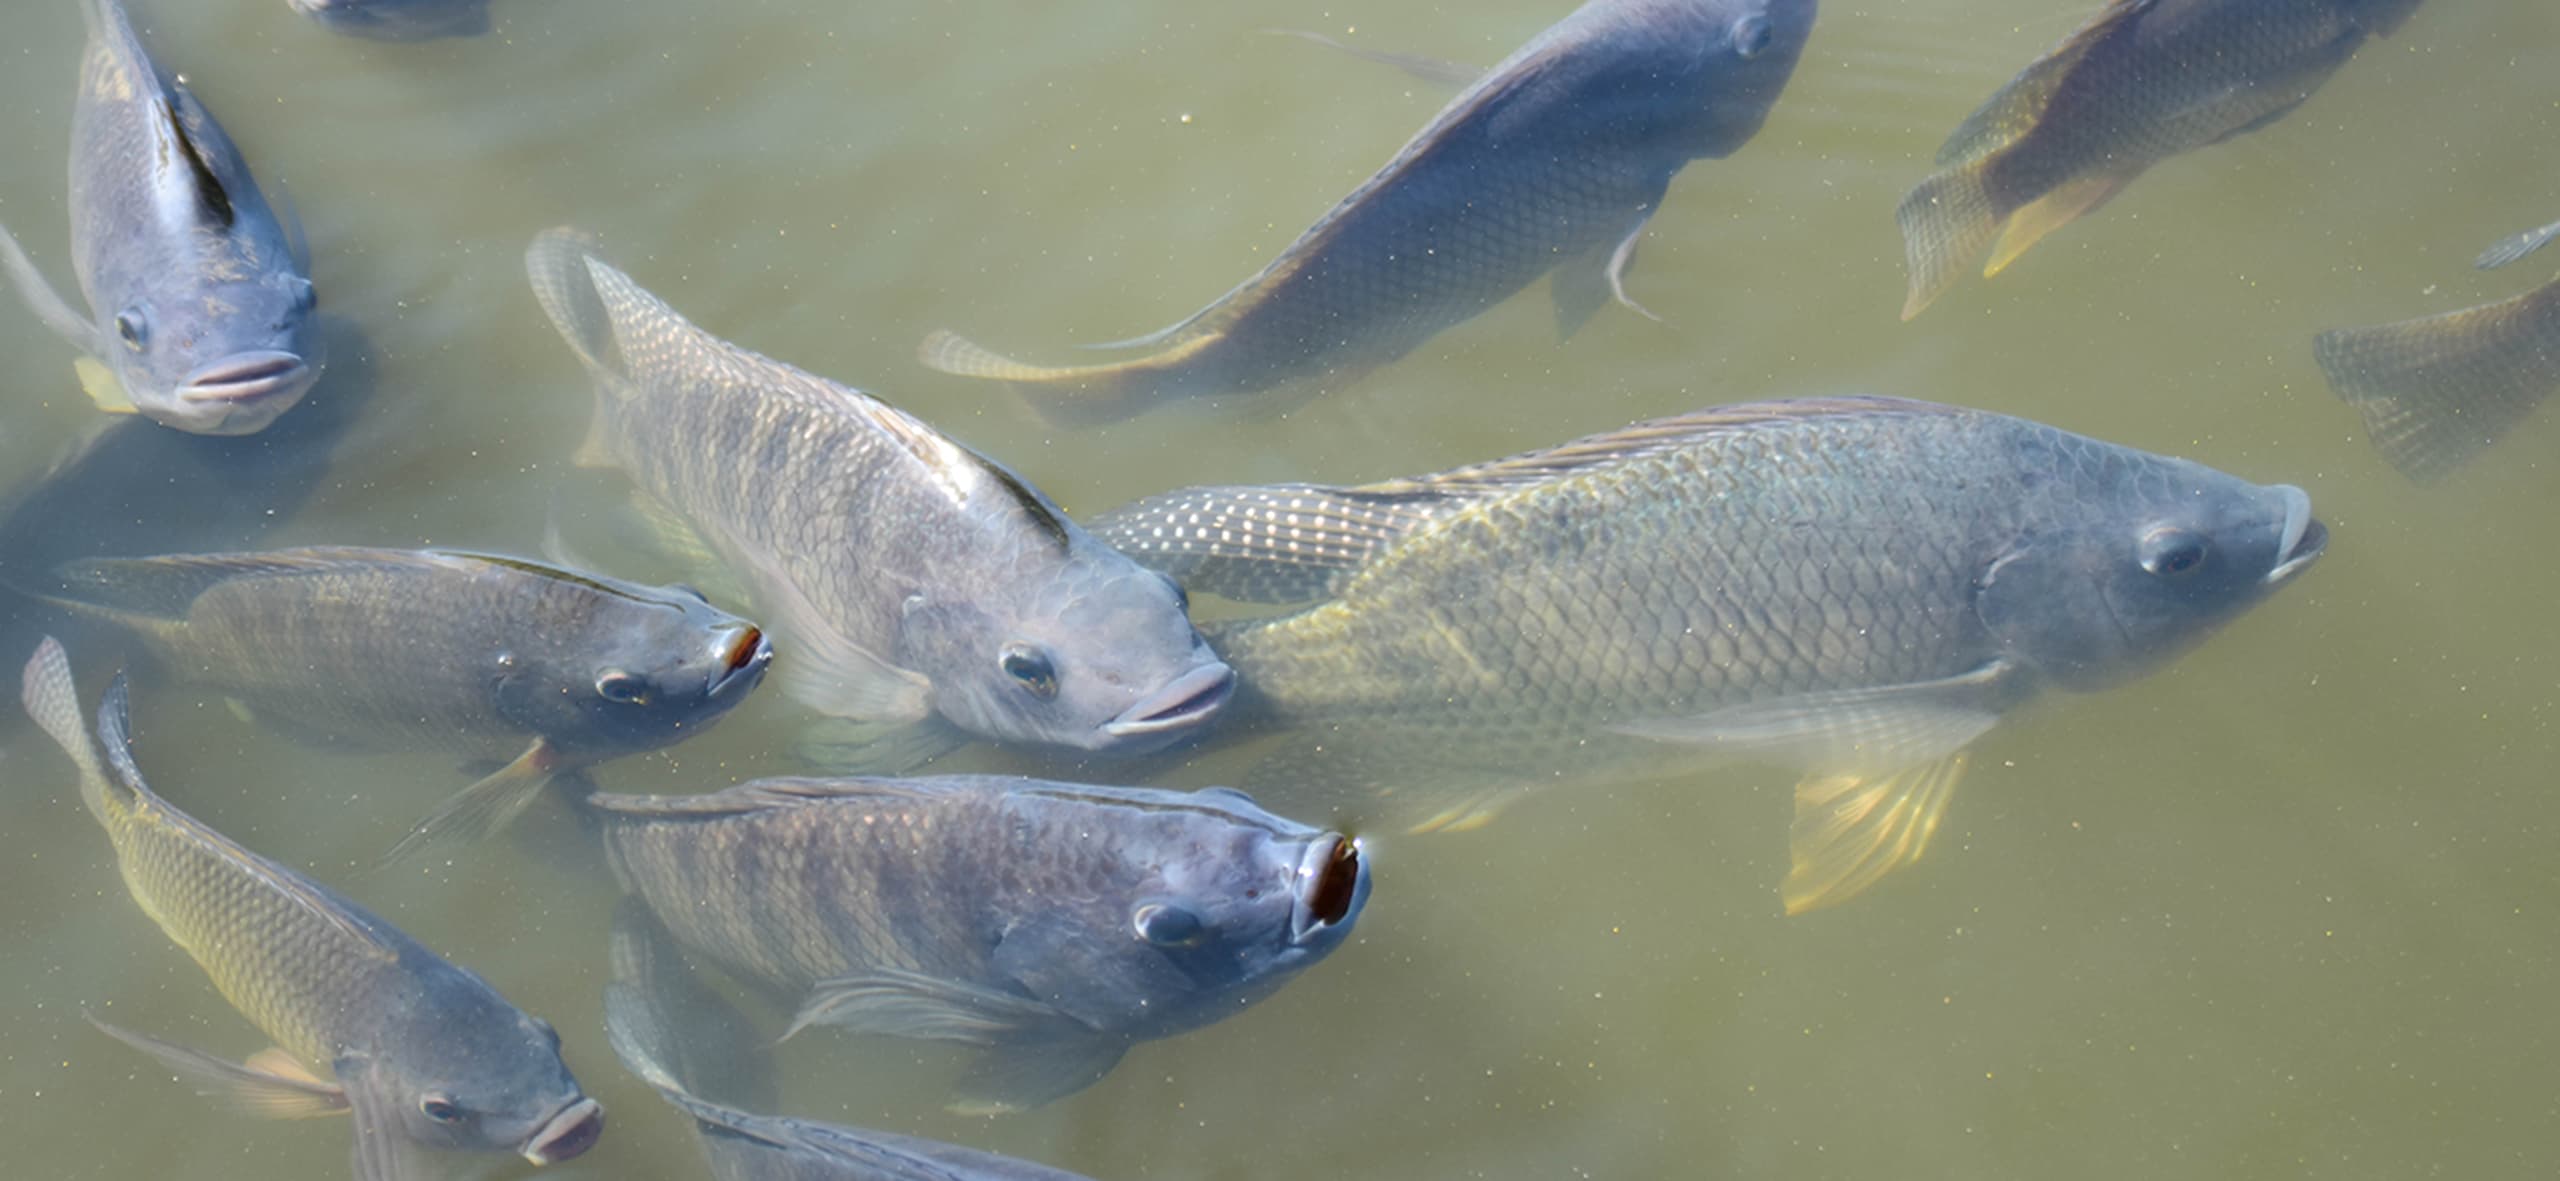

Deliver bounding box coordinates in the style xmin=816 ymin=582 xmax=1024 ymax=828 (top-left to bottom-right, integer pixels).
xmin=520 ymin=1096 xmax=604 ymax=1165
xmin=1102 ymin=661 xmax=1236 ymax=741
xmin=2265 ymin=485 xmax=2327 ymax=585
xmin=1290 ymin=834 xmax=1368 ymax=944
xmin=709 ymin=625 xmax=771 ymax=697
xmin=178 ymin=350 xmax=316 ymax=415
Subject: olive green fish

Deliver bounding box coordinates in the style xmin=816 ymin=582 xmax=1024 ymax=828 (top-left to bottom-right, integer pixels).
xmin=587 ymin=775 xmax=1369 ymax=1111
xmin=1897 ymin=0 xmax=2424 ymax=319
xmin=17 ymin=638 xmax=603 ymax=1181
xmin=919 ymin=0 xmax=1815 ymax=424
xmin=2314 ymin=222 xmax=2560 ymax=483
xmin=34 ymin=546 xmax=770 ymax=862
xmin=1089 ymin=397 xmax=2326 ymax=913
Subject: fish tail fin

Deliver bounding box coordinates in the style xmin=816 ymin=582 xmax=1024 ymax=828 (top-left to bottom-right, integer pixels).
xmin=1895 ymin=162 xmax=2002 ymax=320
xmin=917 ymin=329 xmax=1161 ymax=427
xmin=525 ymin=227 xmax=630 ymax=382
xmin=0 ymin=220 xmax=96 ymax=347
xmin=19 ymin=638 xmax=134 ymax=829
xmin=2313 ymin=284 xmax=2560 ymax=483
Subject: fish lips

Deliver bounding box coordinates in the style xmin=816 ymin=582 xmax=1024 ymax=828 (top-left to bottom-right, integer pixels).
xmin=1100 ymin=661 xmax=1237 ymax=745
xmin=709 ymin=626 xmax=772 ymax=698
xmin=174 ymin=350 xmax=319 ymax=434
xmin=1290 ymin=834 xmax=1370 ymax=945
xmin=519 ymin=1096 xmax=604 ymax=1165
xmin=2265 ymin=485 xmax=2327 ymax=586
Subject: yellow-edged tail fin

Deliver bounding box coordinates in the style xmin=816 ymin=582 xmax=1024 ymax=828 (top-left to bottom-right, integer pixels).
xmin=1895 ymin=162 xmax=2001 ymax=320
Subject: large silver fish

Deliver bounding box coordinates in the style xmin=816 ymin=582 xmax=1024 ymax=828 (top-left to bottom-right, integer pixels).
xmin=606 ymin=902 xmax=1102 ymax=1181
xmin=18 ymin=639 xmax=603 ymax=1181
xmin=0 ymin=0 xmax=321 ymax=435
xmin=34 ymin=546 xmax=771 ymax=862
xmin=586 ymin=775 xmax=1370 ymax=1112
xmin=919 ymin=0 xmax=1816 ymax=424
xmin=289 ymin=0 xmax=492 ymax=40
xmin=525 ymin=229 xmax=1232 ymax=764
xmin=1089 ymin=397 xmax=2327 ymax=913
xmin=1897 ymin=0 xmax=2424 ymax=318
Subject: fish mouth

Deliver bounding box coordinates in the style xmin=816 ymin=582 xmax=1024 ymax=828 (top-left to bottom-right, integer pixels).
xmin=709 ymin=626 xmax=771 ymax=697
xmin=1102 ymin=662 xmax=1236 ymax=740
xmin=519 ymin=1096 xmax=604 ymax=1165
xmin=179 ymin=350 xmax=316 ymax=410
xmin=2265 ymin=485 xmax=2327 ymax=585
xmin=1290 ymin=834 xmax=1368 ymax=944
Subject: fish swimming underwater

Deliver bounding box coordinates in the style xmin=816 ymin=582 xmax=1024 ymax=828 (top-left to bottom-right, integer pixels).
xmin=1896 ymin=0 xmax=2425 ymax=319
xmin=18 ymin=638 xmax=603 ymax=1180
xmin=586 ymin=775 xmax=1370 ymax=1111
xmin=0 ymin=0 xmax=321 ymax=434
xmin=2314 ymin=220 xmax=2560 ymax=483
xmin=606 ymin=901 xmax=1103 ymax=1181
xmin=290 ymin=0 xmax=493 ymax=40
xmin=920 ymin=0 xmax=1816 ymax=424
xmin=1089 ymin=397 xmax=2327 ymax=913
xmin=525 ymin=229 xmax=1232 ymax=766
xmin=32 ymin=547 xmax=770 ymax=862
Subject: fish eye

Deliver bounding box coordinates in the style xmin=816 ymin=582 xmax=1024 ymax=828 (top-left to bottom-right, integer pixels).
xmin=419 ymin=1094 xmax=463 ymax=1124
xmin=1133 ymin=902 xmax=1204 ymax=947
xmin=113 ymin=310 xmax=147 ymax=351
xmin=595 ymin=670 xmax=651 ymax=705
xmin=2138 ymin=527 xmax=2211 ymax=578
xmin=1730 ymin=14 xmax=1773 ymax=58
xmin=999 ymin=644 xmax=1058 ymax=700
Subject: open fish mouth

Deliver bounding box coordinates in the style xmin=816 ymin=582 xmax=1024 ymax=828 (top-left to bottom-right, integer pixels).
xmin=2266 ymin=485 xmax=2327 ymax=585
xmin=709 ymin=626 xmax=771 ymax=697
xmin=1102 ymin=662 xmax=1236 ymax=739
xmin=519 ymin=1096 xmax=604 ymax=1165
xmin=178 ymin=350 xmax=316 ymax=408
xmin=1290 ymin=834 xmax=1368 ymax=944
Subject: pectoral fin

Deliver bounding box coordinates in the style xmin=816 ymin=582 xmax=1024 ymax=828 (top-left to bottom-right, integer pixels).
xmin=378 ymin=740 xmax=563 ymax=867
xmin=1982 ymin=170 xmax=2135 ymax=278
xmin=950 ymin=1034 xmax=1134 ymax=1114
xmin=341 ymin=1058 xmax=429 ymax=1181
xmin=785 ymin=968 xmax=1068 ymax=1044
xmin=0 ymin=220 xmax=99 ymax=346
xmin=74 ymin=356 xmax=138 ymax=414
xmin=1552 ymin=212 xmax=1659 ymax=340
xmin=87 ymin=1015 xmax=348 ymax=1119
xmin=791 ymin=715 xmax=967 ymax=775
xmin=1784 ymin=752 xmax=1970 ymax=914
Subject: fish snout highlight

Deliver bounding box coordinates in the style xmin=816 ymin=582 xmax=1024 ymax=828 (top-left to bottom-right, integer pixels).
xmin=1101 ymin=661 xmax=1236 ymax=742
xmin=2266 ymin=485 xmax=2327 ymax=585
xmin=520 ymin=1096 xmax=604 ymax=1165
xmin=710 ymin=625 xmax=771 ymax=697
xmin=1290 ymin=834 xmax=1368 ymax=945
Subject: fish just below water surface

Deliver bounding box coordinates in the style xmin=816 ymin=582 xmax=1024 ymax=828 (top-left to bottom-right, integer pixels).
xmin=1094 ymin=396 xmax=2327 ymax=913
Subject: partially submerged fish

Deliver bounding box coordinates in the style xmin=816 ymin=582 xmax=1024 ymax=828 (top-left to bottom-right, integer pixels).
xmin=526 ymin=229 xmax=1232 ymax=764
xmin=33 ymin=547 xmax=770 ymax=862
xmin=1090 ymin=397 xmax=2326 ymax=913
xmin=1896 ymin=0 xmax=2424 ymax=318
xmin=290 ymin=0 xmax=493 ymax=41
xmin=18 ymin=638 xmax=603 ymax=1180
xmin=606 ymin=901 xmax=1103 ymax=1181
xmin=587 ymin=775 xmax=1370 ymax=1111
xmin=920 ymin=0 xmax=1816 ymax=424
xmin=0 ymin=0 xmax=321 ymax=434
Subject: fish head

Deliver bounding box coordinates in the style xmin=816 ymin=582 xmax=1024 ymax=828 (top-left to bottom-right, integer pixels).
xmin=351 ymin=1000 xmax=602 ymax=1167
xmin=900 ymin=546 xmax=1233 ymax=756
xmin=288 ymin=0 xmax=493 ymax=41
xmin=505 ymin=576 xmax=772 ymax=755
xmin=993 ymin=787 xmax=1370 ymax=1039
xmin=1664 ymin=0 xmax=1818 ymax=157
xmin=1977 ymin=450 xmax=2326 ymax=692
xmin=111 ymin=269 xmax=322 ymax=436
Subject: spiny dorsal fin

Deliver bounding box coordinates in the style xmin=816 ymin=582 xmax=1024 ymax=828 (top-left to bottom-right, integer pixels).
xmin=162 ymin=90 xmax=235 ymax=230
xmin=585 ymin=775 xmax=986 ymax=823
xmin=1087 ymin=482 xmax=1454 ymax=604
xmin=44 ymin=548 xmax=400 ymax=621
xmin=1936 ymin=0 xmax=2154 ymax=167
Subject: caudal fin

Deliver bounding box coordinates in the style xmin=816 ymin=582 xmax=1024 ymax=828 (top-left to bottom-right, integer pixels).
xmin=19 ymin=638 xmax=133 ymax=828
xmin=2313 ymin=281 xmax=2560 ymax=483
xmin=1894 ymin=162 xmax=2002 ymax=320
xmin=918 ymin=329 xmax=1167 ymax=428
xmin=525 ymin=228 xmax=626 ymax=379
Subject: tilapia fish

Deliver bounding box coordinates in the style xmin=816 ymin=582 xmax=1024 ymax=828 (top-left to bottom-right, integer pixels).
xmin=1089 ymin=397 xmax=2327 ymax=913
xmin=0 ymin=0 xmax=321 ymax=434
xmin=290 ymin=0 xmax=493 ymax=40
xmin=17 ymin=639 xmax=602 ymax=1181
xmin=1896 ymin=0 xmax=2424 ymax=318
xmin=607 ymin=902 xmax=1101 ymax=1181
xmin=920 ymin=0 xmax=1816 ymax=424
xmin=525 ymin=229 xmax=1232 ymax=765
xmin=34 ymin=546 xmax=771 ymax=862
xmin=2314 ymin=235 xmax=2560 ymax=483
xmin=587 ymin=775 xmax=1370 ymax=1111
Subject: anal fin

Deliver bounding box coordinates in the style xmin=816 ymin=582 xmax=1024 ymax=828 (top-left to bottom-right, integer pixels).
xmin=1982 ymin=170 xmax=2135 ymax=278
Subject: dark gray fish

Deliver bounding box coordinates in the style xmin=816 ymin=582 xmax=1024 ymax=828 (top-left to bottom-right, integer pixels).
xmin=587 ymin=775 xmax=1370 ymax=1111
xmin=606 ymin=902 xmax=1102 ymax=1181
xmin=17 ymin=639 xmax=603 ymax=1181
xmin=919 ymin=0 xmax=1816 ymax=424
xmin=1897 ymin=0 xmax=2424 ymax=318
xmin=2314 ymin=266 xmax=2560 ymax=483
xmin=525 ymin=229 xmax=1232 ymax=765
xmin=1089 ymin=397 xmax=2326 ymax=913
xmin=32 ymin=547 xmax=771 ymax=862
xmin=290 ymin=0 xmax=492 ymax=41
xmin=0 ymin=0 xmax=321 ymax=435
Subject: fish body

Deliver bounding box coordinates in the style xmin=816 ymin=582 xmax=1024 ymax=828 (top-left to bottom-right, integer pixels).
xmin=0 ymin=0 xmax=321 ymax=434
xmin=607 ymin=902 xmax=1101 ymax=1181
xmin=289 ymin=0 xmax=492 ymax=40
xmin=17 ymin=639 xmax=602 ymax=1181
xmin=1897 ymin=0 xmax=2424 ymax=317
xmin=526 ymin=230 xmax=1232 ymax=763
xmin=1089 ymin=397 xmax=2326 ymax=912
xmin=36 ymin=546 xmax=771 ymax=859
xmin=587 ymin=775 xmax=1369 ymax=1111
xmin=2315 ymin=263 xmax=2560 ymax=483
xmin=920 ymin=0 xmax=1816 ymax=423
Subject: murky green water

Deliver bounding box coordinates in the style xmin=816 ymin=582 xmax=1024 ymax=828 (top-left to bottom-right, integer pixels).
xmin=0 ymin=1 xmax=2554 ymax=1177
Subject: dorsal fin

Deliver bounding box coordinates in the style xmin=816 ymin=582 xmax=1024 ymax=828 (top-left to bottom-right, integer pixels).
xmin=1936 ymin=0 xmax=2153 ymax=167
xmin=585 ymin=775 xmax=985 ymax=823
xmin=162 ymin=91 xmax=236 ymax=229
xmin=44 ymin=549 xmax=393 ymax=621
xmin=1367 ymin=396 xmax=1963 ymax=497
